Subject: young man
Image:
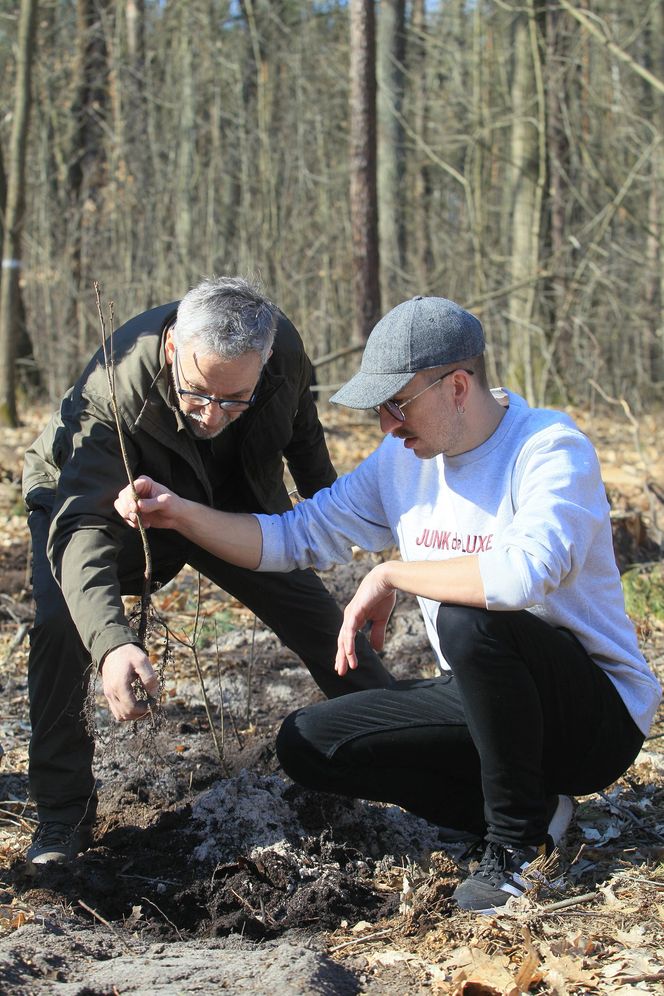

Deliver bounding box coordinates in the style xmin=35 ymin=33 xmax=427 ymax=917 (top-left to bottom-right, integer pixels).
xmin=115 ymin=295 xmax=661 ymax=913
xmin=23 ymin=276 xmax=394 ymax=871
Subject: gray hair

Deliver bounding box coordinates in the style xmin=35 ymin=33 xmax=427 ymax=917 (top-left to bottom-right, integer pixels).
xmin=173 ymin=276 xmax=277 ymax=363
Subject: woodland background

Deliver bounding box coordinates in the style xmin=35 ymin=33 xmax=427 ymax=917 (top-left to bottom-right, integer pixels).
xmin=1 ymin=0 xmax=664 ymax=425
xmin=1 ymin=3 xmax=664 ymax=989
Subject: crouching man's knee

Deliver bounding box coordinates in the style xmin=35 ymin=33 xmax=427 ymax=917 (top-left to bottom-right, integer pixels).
xmin=435 ymin=602 xmax=497 ymax=666
xmin=276 ymin=708 xmax=336 ymax=791
xmin=277 ymin=710 xmax=314 ymax=786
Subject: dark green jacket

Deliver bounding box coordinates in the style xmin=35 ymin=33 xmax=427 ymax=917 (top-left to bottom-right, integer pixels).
xmin=23 ymin=302 xmax=336 ymax=664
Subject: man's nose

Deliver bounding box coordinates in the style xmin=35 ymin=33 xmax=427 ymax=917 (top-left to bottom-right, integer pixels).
xmin=378 ymin=407 xmax=402 ymax=434
xmin=201 ymin=404 xmax=228 ymax=425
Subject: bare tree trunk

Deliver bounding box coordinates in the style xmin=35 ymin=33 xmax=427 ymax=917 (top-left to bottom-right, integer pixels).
xmin=410 ymin=0 xmax=432 ymax=289
xmin=175 ymin=3 xmax=196 ymax=284
xmin=0 ymin=0 xmax=38 ymax=427
xmin=126 ymin=0 xmax=145 ymax=61
xmin=507 ymin=1 xmax=545 ymax=402
xmin=468 ymin=0 xmax=488 ymax=307
xmin=577 ymin=0 xmax=592 ymax=207
xmin=544 ymin=0 xmax=572 ymax=393
xmin=646 ymin=0 xmax=664 ymax=383
xmin=64 ymin=0 xmax=109 ymax=377
xmin=349 ymin=0 xmax=381 ymax=344
xmin=377 ymin=0 xmax=405 ymax=309
xmin=0 ymin=142 xmax=6 ymax=227
xmin=0 ymin=136 xmax=35 ymax=392
xmin=238 ymin=0 xmax=280 ymax=278
xmin=125 ymin=0 xmax=147 ymax=280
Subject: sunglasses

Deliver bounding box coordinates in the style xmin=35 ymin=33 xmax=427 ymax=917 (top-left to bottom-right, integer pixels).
xmin=374 ymin=368 xmax=474 ymax=422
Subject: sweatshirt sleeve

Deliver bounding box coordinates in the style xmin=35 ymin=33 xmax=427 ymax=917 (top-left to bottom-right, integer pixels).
xmin=257 ymin=448 xmax=394 ymax=572
xmin=479 ymin=427 xmax=610 ymax=610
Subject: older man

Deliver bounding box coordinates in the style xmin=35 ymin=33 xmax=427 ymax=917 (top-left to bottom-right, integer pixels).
xmin=23 ymin=275 xmax=394 ymax=870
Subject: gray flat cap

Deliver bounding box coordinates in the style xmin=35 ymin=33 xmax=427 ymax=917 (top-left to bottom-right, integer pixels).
xmin=330 ymin=296 xmax=485 ymax=410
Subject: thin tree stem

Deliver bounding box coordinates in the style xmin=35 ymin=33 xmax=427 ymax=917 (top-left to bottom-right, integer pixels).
xmin=94 ymin=281 xmax=153 ymax=646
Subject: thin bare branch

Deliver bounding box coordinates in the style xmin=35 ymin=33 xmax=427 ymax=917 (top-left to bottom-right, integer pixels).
xmin=558 ymin=0 xmax=664 ymax=96
xmin=94 ymin=281 xmax=153 ymax=646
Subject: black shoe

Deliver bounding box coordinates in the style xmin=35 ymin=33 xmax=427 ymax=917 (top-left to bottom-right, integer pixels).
xmin=26 ymin=821 xmax=93 ymax=872
xmin=453 ymin=839 xmax=550 ymax=912
xmin=436 ymin=828 xmax=484 ymax=869
xmin=453 ymin=795 xmax=574 ymax=913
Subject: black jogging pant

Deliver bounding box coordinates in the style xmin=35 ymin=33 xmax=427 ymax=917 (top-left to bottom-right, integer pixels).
xmin=276 ymin=604 xmax=644 ymax=847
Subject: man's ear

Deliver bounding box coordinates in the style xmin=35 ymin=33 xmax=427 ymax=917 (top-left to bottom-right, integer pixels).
xmin=452 ymin=369 xmax=471 ymax=405
xmin=164 ymin=327 xmax=176 ymax=364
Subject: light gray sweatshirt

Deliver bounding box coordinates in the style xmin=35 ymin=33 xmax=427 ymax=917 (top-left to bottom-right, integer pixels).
xmin=257 ymin=392 xmax=661 ymax=735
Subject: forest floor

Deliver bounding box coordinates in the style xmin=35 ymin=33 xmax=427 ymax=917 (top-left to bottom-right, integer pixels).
xmin=0 ymin=403 xmax=663 ymax=995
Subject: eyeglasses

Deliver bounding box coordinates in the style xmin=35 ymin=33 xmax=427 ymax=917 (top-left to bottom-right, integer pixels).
xmin=173 ymin=348 xmax=260 ymax=412
xmin=374 ymin=368 xmax=474 ymax=422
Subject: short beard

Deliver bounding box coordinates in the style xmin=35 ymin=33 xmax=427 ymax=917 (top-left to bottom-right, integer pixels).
xmin=183 ymin=410 xmax=230 ymax=440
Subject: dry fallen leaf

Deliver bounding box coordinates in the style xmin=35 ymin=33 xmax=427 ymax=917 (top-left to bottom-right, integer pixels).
xmin=0 ymin=903 xmax=34 ymax=935
xmin=444 ymin=947 xmax=521 ymax=996
xmin=542 ymin=953 xmax=601 ymax=990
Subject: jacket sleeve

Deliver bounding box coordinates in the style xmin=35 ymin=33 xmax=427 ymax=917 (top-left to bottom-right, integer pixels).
xmin=281 ymin=331 xmax=337 ymax=498
xmin=46 ymin=391 xmax=145 ymax=665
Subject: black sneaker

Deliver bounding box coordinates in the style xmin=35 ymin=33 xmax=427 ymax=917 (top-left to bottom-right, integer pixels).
xmin=26 ymin=821 xmax=93 ymax=872
xmin=436 ymin=829 xmax=484 ymax=869
xmin=453 ymin=839 xmax=550 ymax=912
xmin=453 ymin=794 xmax=574 ymax=913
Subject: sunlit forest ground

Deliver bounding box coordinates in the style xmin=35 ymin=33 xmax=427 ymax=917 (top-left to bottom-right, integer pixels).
xmin=0 ymin=402 xmax=662 ymax=994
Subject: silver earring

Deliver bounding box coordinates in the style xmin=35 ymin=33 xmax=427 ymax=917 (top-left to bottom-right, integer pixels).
xmin=456 ymin=404 xmax=465 ymax=415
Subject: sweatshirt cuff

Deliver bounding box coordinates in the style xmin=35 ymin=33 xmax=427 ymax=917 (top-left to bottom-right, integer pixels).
xmin=255 ymin=514 xmax=294 ymax=572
